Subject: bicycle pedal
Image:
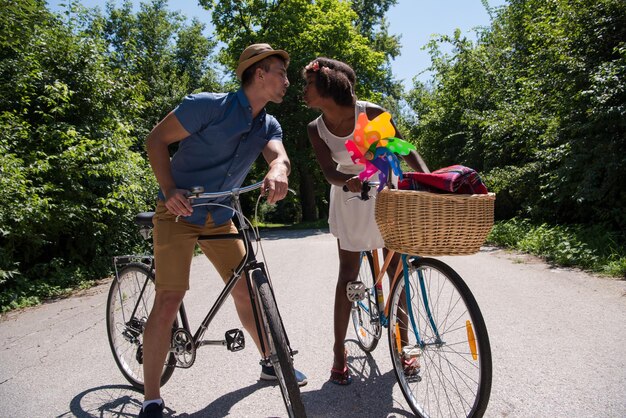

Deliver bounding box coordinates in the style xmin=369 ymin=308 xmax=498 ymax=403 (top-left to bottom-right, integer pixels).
xmin=225 ymin=328 xmax=245 ymax=352
xmin=346 ymin=281 xmax=367 ymax=302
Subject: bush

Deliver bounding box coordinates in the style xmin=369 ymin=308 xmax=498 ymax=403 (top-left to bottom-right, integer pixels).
xmin=0 ymin=4 xmax=156 ymax=311
xmin=488 ymin=218 xmax=626 ymax=277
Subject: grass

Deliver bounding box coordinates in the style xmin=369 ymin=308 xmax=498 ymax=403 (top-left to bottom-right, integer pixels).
xmin=487 ymin=218 xmax=626 ymax=278
xmin=253 ymin=219 xmax=330 ymax=230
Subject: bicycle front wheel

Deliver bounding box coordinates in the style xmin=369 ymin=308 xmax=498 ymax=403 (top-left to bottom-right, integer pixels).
xmin=351 ymin=251 xmax=382 ymax=352
xmin=106 ymin=262 xmax=177 ymax=390
xmin=252 ymin=269 xmax=306 ymax=418
xmin=388 ymin=257 xmax=492 ymax=418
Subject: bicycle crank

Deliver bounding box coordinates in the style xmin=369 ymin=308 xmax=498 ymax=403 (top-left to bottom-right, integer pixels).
xmin=171 ymin=328 xmax=196 ymax=368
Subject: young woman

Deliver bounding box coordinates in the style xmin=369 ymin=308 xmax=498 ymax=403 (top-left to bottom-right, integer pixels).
xmin=302 ymin=57 xmax=429 ymax=385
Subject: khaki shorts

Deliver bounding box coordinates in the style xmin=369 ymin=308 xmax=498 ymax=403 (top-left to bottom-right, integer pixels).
xmin=152 ymin=201 xmax=246 ymax=291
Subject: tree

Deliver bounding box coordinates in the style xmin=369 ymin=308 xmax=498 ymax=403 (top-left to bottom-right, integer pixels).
xmin=0 ymin=0 xmax=223 ymax=311
xmin=0 ymin=0 xmax=156 ymax=309
xmin=92 ymin=0 xmax=220 ymax=143
xmin=198 ymin=0 xmax=404 ymax=221
xmin=407 ymin=0 xmax=626 ymax=231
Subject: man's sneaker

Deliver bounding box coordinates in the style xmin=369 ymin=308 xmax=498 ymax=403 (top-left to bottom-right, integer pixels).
xmin=260 ymin=364 xmax=308 ymax=387
xmin=138 ymin=400 xmax=164 ymax=418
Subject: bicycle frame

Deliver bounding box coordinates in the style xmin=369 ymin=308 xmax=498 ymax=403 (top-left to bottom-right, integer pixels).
xmin=174 ymin=183 xmax=288 ymax=358
xmin=359 ymin=249 xmax=443 ymax=348
xmin=114 ymin=183 xmax=289 ymax=360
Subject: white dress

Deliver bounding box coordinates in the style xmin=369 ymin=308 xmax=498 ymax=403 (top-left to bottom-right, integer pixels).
xmin=314 ymin=101 xmax=385 ymax=251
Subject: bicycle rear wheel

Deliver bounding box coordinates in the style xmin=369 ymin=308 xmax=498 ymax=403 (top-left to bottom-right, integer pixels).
xmin=252 ymin=268 xmax=306 ymax=418
xmin=351 ymin=251 xmax=382 ymax=352
xmin=388 ymin=257 xmax=492 ymax=418
xmin=106 ymin=262 xmax=177 ymax=390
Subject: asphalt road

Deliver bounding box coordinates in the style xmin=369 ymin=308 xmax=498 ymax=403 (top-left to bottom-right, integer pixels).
xmin=1 ymin=229 xmax=625 ymax=418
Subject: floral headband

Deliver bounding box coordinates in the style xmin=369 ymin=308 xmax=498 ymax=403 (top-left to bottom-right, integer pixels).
xmin=305 ymin=60 xmax=319 ymax=71
xmin=305 ymin=60 xmax=330 ymax=74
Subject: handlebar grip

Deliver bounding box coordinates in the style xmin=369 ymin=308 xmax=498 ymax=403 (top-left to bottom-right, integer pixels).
xmin=342 ymin=181 xmax=371 ymax=201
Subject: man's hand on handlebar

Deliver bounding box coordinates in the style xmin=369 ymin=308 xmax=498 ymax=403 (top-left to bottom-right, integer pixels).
xmin=164 ymin=188 xmax=193 ymax=217
xmin=262 ymin=171 xmax=289 ymax=205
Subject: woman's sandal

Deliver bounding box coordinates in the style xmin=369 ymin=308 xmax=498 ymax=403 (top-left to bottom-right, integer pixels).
xmin=329 ymin=349 xmax=352 ymax=385
xmin=402 ymin=356 xmax=420 ymax=376
xmin=329 ymin=366 xmax=352 ymax=385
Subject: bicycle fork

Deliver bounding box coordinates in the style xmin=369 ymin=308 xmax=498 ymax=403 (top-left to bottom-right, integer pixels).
xmin=246 ymin=262 xmax=298 ymax=364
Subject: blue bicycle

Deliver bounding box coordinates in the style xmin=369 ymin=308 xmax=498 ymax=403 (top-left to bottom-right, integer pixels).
xmin=348 ymin=183 xmax=493 ymax=417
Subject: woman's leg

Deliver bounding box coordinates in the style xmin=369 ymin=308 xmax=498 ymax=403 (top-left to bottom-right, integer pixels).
xmin=333 ymin=242 xmax=361 ymax=371
xmin=384 ymin=249 xmax=412 ymax=357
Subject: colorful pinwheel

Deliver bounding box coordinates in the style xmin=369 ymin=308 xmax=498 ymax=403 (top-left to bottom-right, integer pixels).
xmin=345 ymin=111 xmax=416 ymax=189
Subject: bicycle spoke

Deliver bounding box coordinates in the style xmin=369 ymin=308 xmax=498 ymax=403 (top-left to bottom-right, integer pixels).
xmin=388 ymin=258 xmax=492 ymax=418
xmin=106 ymin=263 xmax=177 ymax=390
xmin=351 ymin=251 xmax=381 ymax=352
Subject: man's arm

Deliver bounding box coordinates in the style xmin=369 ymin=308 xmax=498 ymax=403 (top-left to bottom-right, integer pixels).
xmin=261 ymin=140 xmax=291 ymax=204
xmin=146 ymin=111 xmax=194 ymax=216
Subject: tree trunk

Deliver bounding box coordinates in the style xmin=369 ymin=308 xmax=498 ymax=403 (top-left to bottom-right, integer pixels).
xmin=298 ymin=165 xmax=318 ymax=222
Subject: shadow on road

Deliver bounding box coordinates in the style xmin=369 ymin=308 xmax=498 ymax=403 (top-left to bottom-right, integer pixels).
xmin=174 ymin=382 xmax=282 ymax=417
xmin=60 ymin=340 xmax=412 ymax=417
xmin=300 ymin=339 xmax=413 ymax=418
xmin=61 ymin=382 xmax=274 ymax=418
xmin=58 ymin=384 xmax=143 ymax=417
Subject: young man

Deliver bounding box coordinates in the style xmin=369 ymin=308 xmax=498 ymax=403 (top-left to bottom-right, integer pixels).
xmin=139 ymin=43 xmax=306 ymax=418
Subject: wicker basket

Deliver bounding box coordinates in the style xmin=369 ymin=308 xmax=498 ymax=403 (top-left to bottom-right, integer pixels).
xmin=375 ymin=188 xmax=496 ymax=256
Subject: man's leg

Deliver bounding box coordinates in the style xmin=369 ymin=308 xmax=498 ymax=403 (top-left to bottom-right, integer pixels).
xmin=199 ymin=216 xmax=307 ymax=385
xmin=142 ymin=289 xmax=185 ymax=401
xmin=145 ymin=201 xmax=197 ymax=403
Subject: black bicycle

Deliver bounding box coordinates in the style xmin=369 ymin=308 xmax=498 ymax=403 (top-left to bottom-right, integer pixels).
xmin=105 ymin=182 xmax=306 ymax=417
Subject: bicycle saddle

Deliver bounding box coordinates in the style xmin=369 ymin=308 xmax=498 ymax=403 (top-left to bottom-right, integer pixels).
xmin=135 ymin=212 xmax=155 ymax=227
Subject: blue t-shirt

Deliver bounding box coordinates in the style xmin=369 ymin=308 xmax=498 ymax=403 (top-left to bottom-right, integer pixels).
xmin=158 ymin=89 xmax=283 ymax=226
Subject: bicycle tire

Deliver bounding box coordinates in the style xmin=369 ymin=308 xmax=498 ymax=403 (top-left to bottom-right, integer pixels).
xmin=351 ymin=251 xmax=382 ymax=352
xmin=252 ymin=269 xmax=306 ymax=418
xmin=106 ymin=262 xmax=177 ymax=390
xmin=388 ymin=257 xmax=492 ymax=418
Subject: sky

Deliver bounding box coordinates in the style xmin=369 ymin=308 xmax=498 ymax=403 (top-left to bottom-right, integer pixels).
xmin=49 ymin=0 xmax=507 ymax=89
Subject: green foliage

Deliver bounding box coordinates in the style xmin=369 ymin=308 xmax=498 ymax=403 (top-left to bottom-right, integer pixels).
xmin=0 ymin=0 xmax=220 ymax=312
xmin=199 ymin=0 xmax=405 ymax=222
xmin=5 ymin=0 xmax=622 ymax=311
xmin=0 ymin=2 xmax=151 ymax=311
xmin=93 ymin=0 xmax=220 ymax=141
xmin=408 ymin=0 xmax=626 ymax=233
xmin=488 ymin=218 xmax=626 ymax=277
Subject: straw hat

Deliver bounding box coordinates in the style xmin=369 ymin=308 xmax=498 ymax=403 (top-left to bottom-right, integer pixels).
xmin=236 ymin=43 xmax=290 ymax=80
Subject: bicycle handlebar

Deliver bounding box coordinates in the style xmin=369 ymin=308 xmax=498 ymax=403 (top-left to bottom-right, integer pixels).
xmin=187 ymin=181 xmax=264 ymax=201
xmin=342 ymin=180 xmax=380 ymax=201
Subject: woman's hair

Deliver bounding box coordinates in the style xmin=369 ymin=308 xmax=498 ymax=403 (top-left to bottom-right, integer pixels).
xmin=302 ymin=57 xmax=356 ymax=106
